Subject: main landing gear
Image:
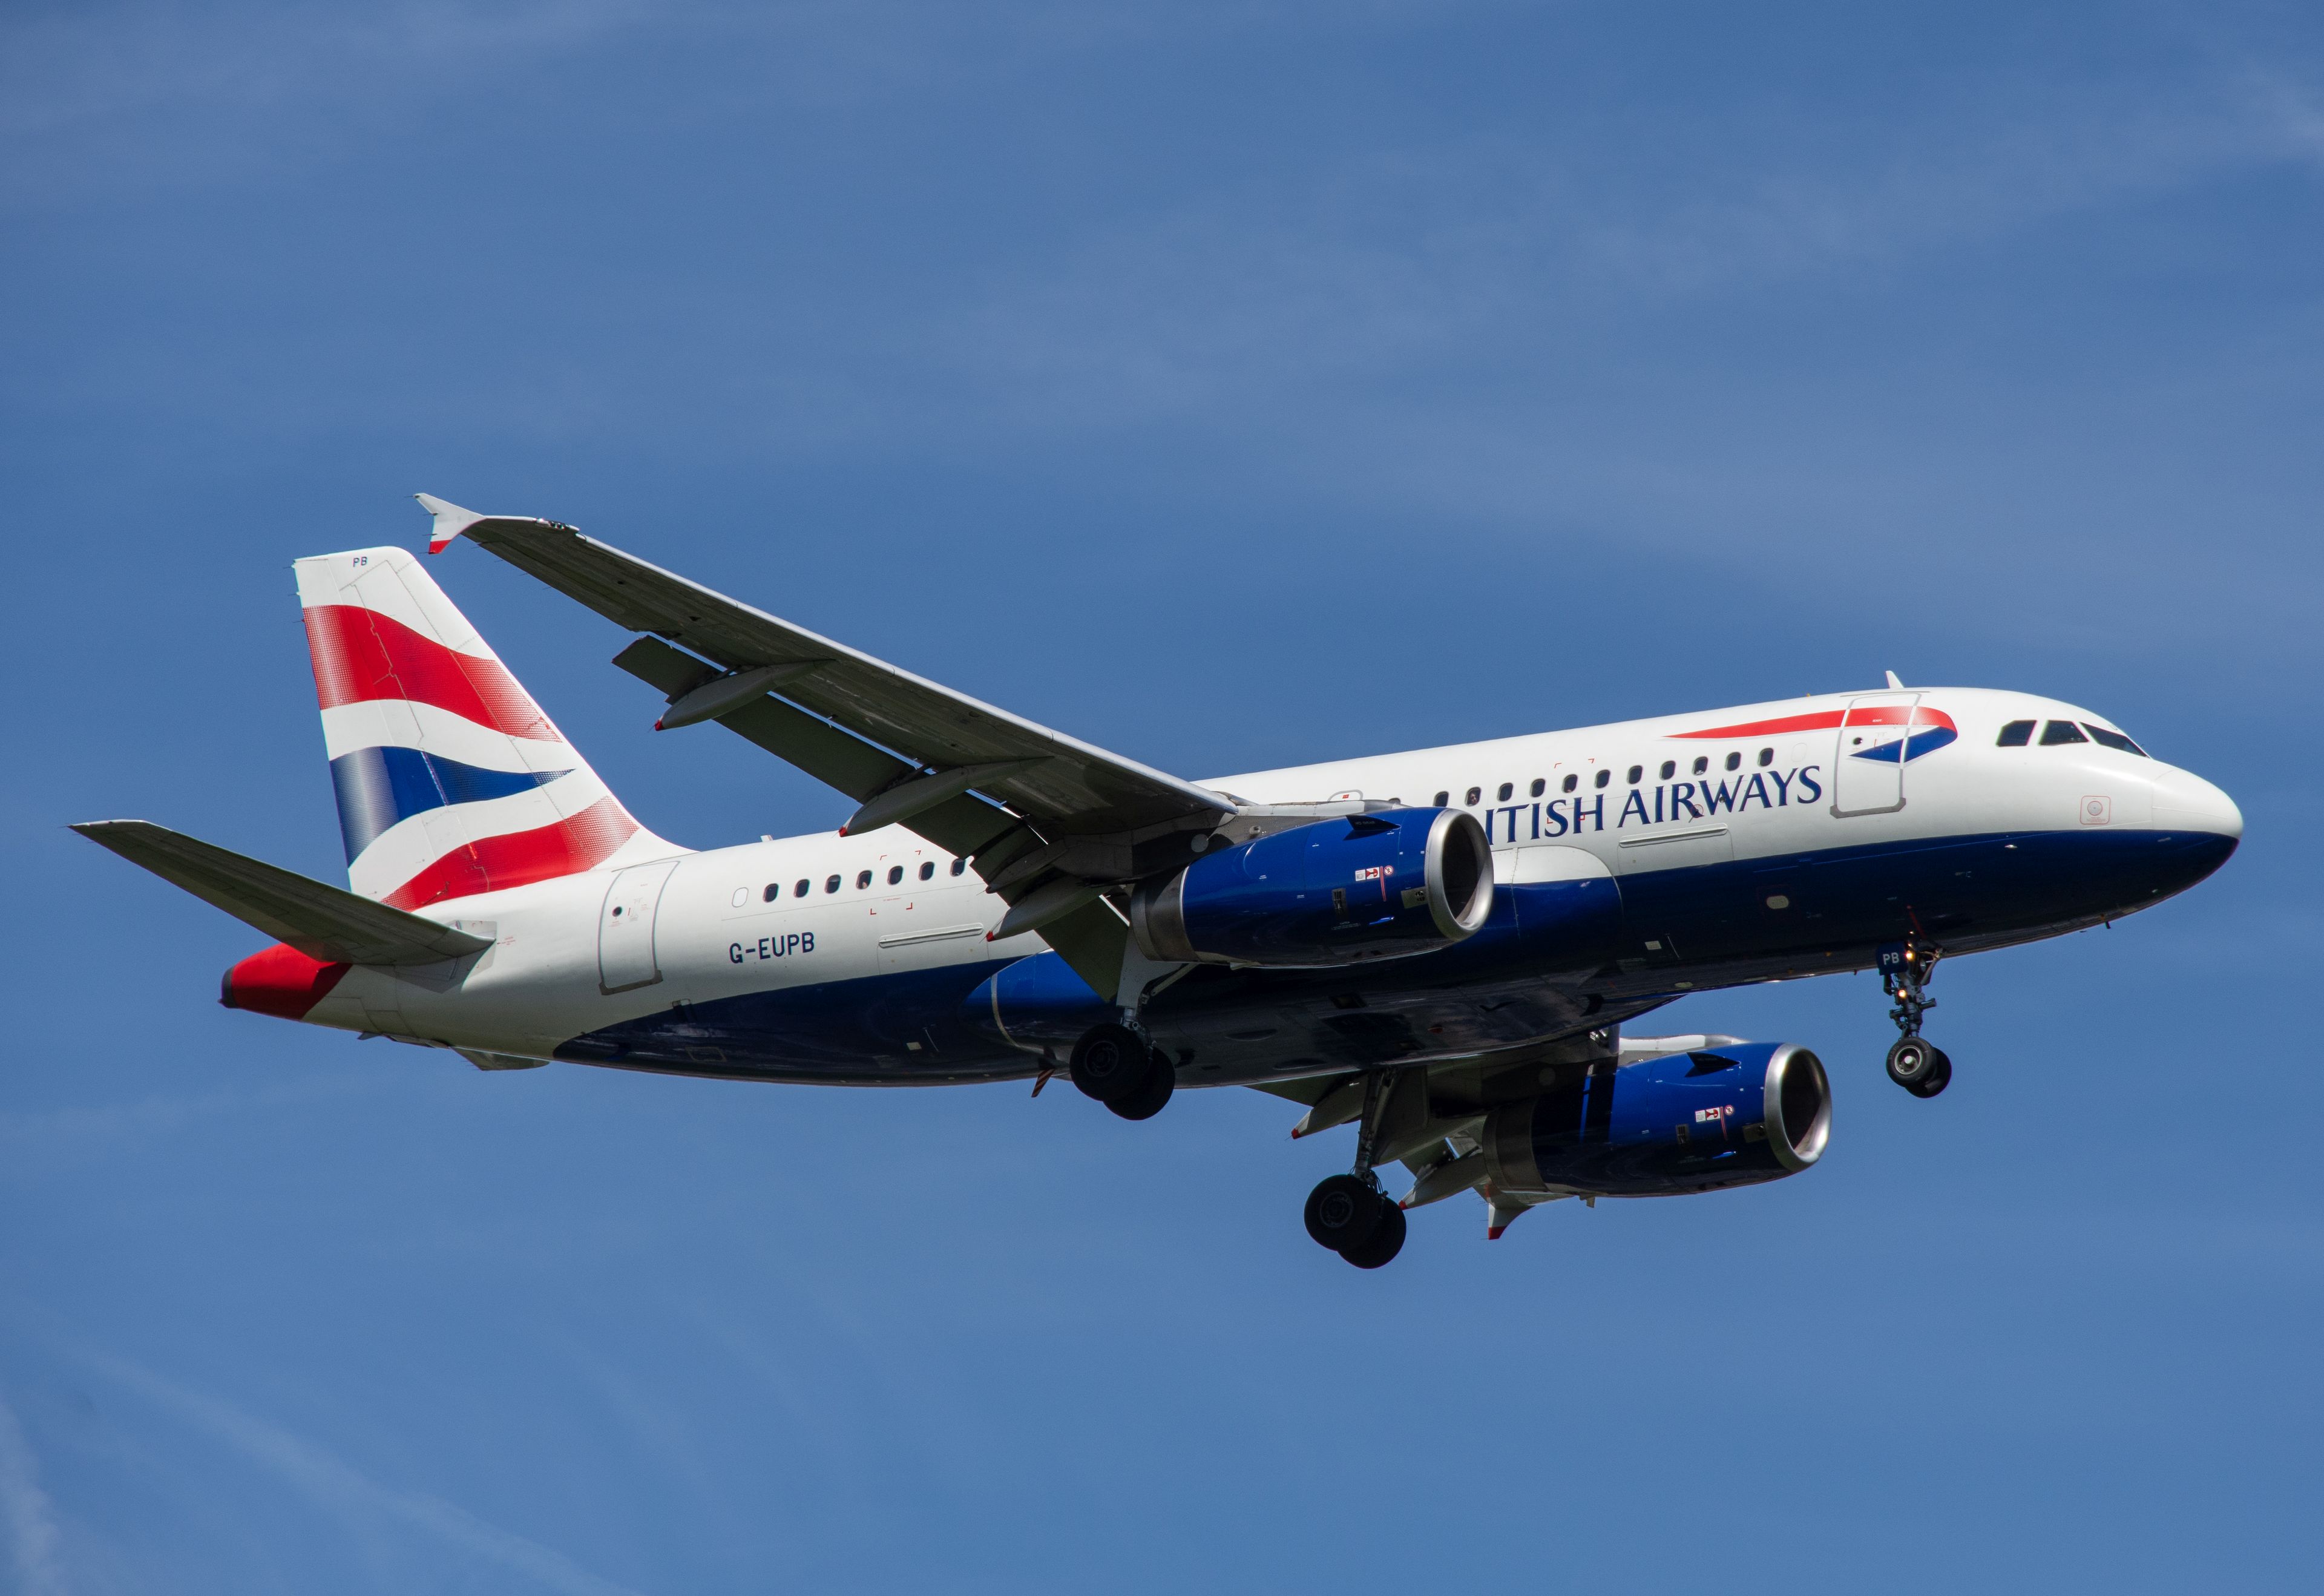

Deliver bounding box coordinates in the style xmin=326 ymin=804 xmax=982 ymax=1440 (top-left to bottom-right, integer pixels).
xmin=1301 ymin=1071 xmax=1407 ymax=1269
xmin=1068 ymin=1022 xmax=1175 ymax=1121
xmin=1880 ymin=942 xmax=1952 ymax=1098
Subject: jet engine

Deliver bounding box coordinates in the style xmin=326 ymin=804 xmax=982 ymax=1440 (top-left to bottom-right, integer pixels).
xmin=1129 ymin=808 xmax=1493 ymax=968
xmin=1480 ymin=1042 xmax=1831 ymax=1197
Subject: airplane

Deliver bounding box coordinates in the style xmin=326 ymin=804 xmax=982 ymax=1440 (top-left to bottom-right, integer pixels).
xmin=74 ymin=496 xmax=2244 ymax=1267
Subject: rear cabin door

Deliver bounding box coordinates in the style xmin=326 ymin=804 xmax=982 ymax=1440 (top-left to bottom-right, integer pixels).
xmin=598 ymin=859 xmax=681 ymax=994
xmin=1832 ymin=693 xmax=1919 ymax=816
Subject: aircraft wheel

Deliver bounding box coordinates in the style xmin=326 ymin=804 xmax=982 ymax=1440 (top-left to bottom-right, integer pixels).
xmin=1885 ymin=1036 xmax=1943 ymax=1094
xmin=1107 ymin=1049 xmax=1176 ymax=1120
xmin=1070 ymin=1023 xmax=1153 ymax=1105
xmin=1339 ymin=1200 xmax=1407 ymax=1269
xmin=1304 ymin=1174 xmax=1384 ymax=1253
xmin=1908 ymin=1048 xmax=1953 ymax=1099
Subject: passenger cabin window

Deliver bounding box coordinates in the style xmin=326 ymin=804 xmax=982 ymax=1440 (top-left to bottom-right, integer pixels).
xmin=950 ymin=858 xmax=967 ymax=876
xmin=1626 ymin=765 xmax=1641 ymax=784
xmin=1562 ymin=774 xmax=1578 ymax=793
xmin=1433 ymin=790 xmax=1449 ymax=807
xmin=1692 ymin=757 xmax=1708 ymax=775
xmin=1594 ymin=769 xmax=1610 ymax=789
xmin=1659 ymin=761 xmax=1675 ymax=780
xmin=2040 ymin=721 xmax=2088 ymax=746
xmin=793 ymin=879 xmax=810 ymax=897
xmin=1529 ymin=778 xmax=1545 ymax=797
xmin=1996 ymin=720 xmax=2035 ymax=747
xmin=919 ymin=861 xmax=935 ymax=880
xmin=887 ymin=865 xmax=904 ymax=885
xmin=1758 ymin=747 xmax=1773 ymax=767
xmin=1497 ymin=782 xmax=1513 ymax=802
xmin=762 ymin=883 xmax=780 ymax=902
xmin=1465 ymin=787 xmax=1481 ymax=806
xmin=2084 ymin=724 xmax=2148 ymax=757
xmin=824 ymin=875 xmax=841 ymax=893
xmin=1725 ymin=752 xmax=1741 ymax=771
xmin=856 ymin=870 xmax=874 ymax=889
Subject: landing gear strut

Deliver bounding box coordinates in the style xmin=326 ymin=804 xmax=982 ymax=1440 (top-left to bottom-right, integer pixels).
xmin=1301 ymin=1070 xmax=1407 ymax=1268
xmin=1068 ymin=1022 xmax=1175 ymax=1120
xmin=1880 ymin=942 xmax=1952 ymax=1098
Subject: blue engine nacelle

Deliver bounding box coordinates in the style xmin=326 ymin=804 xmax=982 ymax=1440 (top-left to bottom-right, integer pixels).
xmin=1128 ymin=808 xmax=1494 ymax=968
xmin=1480 ymin=1042 xmax=1831 ymax=1197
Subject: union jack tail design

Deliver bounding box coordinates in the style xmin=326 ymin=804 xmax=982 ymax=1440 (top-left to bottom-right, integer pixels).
xmin=294 ymin=545 xmax=678 ymax=910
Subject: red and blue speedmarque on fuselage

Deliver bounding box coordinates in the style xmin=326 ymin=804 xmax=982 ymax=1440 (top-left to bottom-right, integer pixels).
xmin=76 ymin=499 xmax=2241 ymax=1265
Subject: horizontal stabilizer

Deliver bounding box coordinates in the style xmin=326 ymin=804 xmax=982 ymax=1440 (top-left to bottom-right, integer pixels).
xmin=71 ymin=821 xmax=493 ymax=966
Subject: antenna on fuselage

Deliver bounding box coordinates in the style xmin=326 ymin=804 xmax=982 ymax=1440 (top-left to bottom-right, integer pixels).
xmin=1885 ymin=670 xmax=1906 ymax=689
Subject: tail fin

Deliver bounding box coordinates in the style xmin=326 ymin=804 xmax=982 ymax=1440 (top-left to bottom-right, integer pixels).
xmin=294 ymin=545 xmax=678 ymax=910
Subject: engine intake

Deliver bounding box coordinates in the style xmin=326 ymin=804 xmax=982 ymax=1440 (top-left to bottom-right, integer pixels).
xmin=1482 ymin=1042 xmax=1831 ymax=1197
xmin=1130 ymin=808 xmax=1492 ymax=968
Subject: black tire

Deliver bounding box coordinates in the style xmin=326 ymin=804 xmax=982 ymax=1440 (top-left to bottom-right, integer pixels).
xmin=1303 ymin=1174 xmax=1384 ymax=1253
xmin=1070 ymin=1023 xmax=1153 ymax=1105
xmin=1339 ymin=1199 xmax=1407 ymax=1269
xmin=1885 ymin=1036 xmax=1940 ymax=1092
xmin=1108 ymin=1049 xmax=1176 ymax=1120
xmin=1909 ymin=1048 xmax=1953 ymax=1099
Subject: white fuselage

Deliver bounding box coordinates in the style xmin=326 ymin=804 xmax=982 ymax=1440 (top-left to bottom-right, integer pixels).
xmin=295 ymin=686 xmax=2240 ymax=1075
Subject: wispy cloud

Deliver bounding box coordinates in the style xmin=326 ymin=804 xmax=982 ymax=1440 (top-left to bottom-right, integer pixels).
xmin=84 ymin=1354 xmax=645 ymax=1596
xmin=0 ymin=1394 xmax=68 ymax=1596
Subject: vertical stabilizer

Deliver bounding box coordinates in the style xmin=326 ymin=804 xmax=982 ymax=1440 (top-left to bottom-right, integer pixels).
xmin=294 ymin=546 xmax=680 ymax=909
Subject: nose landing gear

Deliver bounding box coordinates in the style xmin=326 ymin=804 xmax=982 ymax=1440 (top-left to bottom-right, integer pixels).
xmin=1880 ymin=942 xmax=1952 ymax=1098
xmin=1301 ymin=1070 xmax=1408 ymax=1268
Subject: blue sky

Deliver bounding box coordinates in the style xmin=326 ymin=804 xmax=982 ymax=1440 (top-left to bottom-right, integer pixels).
xmin=4 ymin=2 xmax=2320 ymax=1591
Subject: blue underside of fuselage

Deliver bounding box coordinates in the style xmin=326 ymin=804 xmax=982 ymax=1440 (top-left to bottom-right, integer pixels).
xmin=553 ymin=826 xmax=2235 ymax=1087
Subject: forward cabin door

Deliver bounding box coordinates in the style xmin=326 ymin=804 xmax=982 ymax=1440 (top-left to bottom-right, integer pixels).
xmin=598 ymin=859 xmax=681 ymax=994
xmin=1832 ymin=693 xmax=1919 ymax=816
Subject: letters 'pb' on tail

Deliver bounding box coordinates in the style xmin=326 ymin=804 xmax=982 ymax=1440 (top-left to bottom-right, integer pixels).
xmin=295 ymin=545 xmax=676 ymax=910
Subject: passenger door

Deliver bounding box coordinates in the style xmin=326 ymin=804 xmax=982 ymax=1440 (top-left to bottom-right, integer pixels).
xmin=1832 ymin=693 xmax=1918 ymax=816
xmin=598 ymin=859 xmax=680 ymax=994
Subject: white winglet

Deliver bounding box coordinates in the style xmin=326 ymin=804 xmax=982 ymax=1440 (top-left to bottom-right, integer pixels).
xmin=415 ymin=493 xmax=490 ymax=554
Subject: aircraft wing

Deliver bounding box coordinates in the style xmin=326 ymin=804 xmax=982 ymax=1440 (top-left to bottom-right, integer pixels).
xmin=72 ymin=821 xmax=493 ymax=966
xmin=420 ymin=496 xmax=1235 ymax=996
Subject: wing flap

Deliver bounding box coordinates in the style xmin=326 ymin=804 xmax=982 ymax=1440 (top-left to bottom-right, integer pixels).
xmin=72 ymin=821 xmax=493 ymax=966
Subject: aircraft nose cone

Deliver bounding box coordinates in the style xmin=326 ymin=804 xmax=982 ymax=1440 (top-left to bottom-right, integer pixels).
xmin=2153 ymin=767 xmax=2243 ymax=841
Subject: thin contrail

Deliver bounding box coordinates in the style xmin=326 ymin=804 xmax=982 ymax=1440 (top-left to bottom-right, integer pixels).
xmin=84 ymin=1352 xmax=647 ymax=1596
xmin=0 ymin=1391 xmax=68 ymax=1596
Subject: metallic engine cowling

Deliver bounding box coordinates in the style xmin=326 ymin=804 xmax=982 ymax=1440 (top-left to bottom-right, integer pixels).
xmin=1129 ymin=808 xmax=1492 ymax=968
xmin=1482 ymin=1042 xmax=1831 ymax=1197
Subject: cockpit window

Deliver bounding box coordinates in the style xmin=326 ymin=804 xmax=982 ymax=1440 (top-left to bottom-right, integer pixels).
xmin=2039 ymin=720 xmax=2088 ymax=746
xmin=1996 ymin=720 xmax=2034 ymax=747
xmin=2083 ymin=724 xmax=2148 ymax=757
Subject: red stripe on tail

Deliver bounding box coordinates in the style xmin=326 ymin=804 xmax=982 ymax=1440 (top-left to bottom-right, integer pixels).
xmin=304 ymin=604 xmax=559 ymax=740
xmin=380 ymin=796 xmax=639 ymax=910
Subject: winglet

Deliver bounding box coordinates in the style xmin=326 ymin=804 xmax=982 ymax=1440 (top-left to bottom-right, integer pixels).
xmin=415 ymin=493 xmax=490 ymax=554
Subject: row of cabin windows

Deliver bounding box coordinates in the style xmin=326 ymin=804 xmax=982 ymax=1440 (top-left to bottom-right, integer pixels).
xmin=1995 ymin=719 xmax=2147 ymax=755
xmin=758 ymin=856 xmax=968 ymax=902
xmin=1431 ymin=747 xmax=1777 ymax=809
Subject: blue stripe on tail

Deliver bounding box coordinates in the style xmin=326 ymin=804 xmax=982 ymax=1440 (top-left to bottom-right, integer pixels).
xmin=329 ymin=746 xmax=571 ymax=861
